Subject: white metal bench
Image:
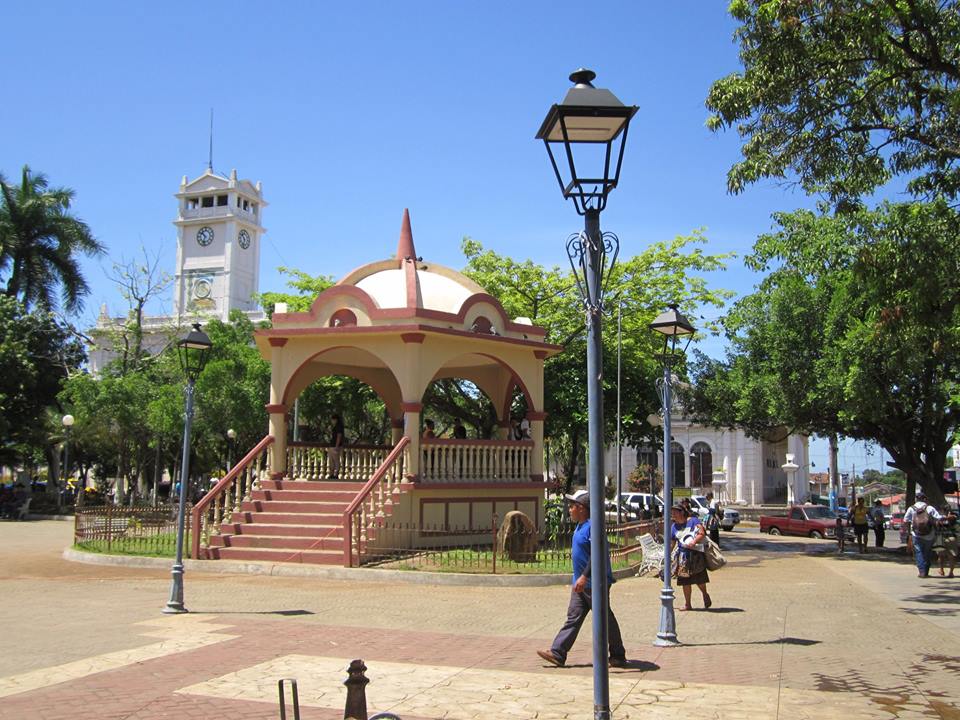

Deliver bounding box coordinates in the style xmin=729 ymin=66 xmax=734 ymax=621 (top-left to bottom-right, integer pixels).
xmin=637 ymin=533 xmax=664 ymax=577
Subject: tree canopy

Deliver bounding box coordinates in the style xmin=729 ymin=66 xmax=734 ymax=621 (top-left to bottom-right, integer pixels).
xmin=707 ymin=0 xmax=960 ymax=207
xmin=687 ymin=201 xmax=960 ymax=505
xmin=0 ymin=166 xmax=104 ymax=313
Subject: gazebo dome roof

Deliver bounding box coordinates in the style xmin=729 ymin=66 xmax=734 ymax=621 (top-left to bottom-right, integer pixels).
xmin=338 ymin=209 xmax=486 ymax=313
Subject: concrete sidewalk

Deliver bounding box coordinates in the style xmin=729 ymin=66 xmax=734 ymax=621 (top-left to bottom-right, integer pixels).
xmin=1 ymin=520 xmax=957 ymax=718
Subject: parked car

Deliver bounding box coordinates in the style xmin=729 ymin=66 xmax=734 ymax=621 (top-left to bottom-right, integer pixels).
xmin=720 ymin=507 xmax=741 ymax=531
xmin=889 ymin=512 xmax=905 ymax=530
xmin=621 ymin=492 xmax=663 ymax=518
xmin=759 ymin=504 xmax=849 ymax=539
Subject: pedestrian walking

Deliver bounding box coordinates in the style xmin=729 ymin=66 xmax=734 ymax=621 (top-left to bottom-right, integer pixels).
xmin=836 ymin=513 xmax=846 ymax=553
xmin=935 ymin=506 xmax=957 ymax=578
xmin=870 ymin=500 xmax=886 ymax=549
xmin=852 ymin=498 xmax=870 ymax=553
xmin=904 ymin=493 xmax=944 ymax=578
xmin=537 ymin=489 xmax=627 ymax=669
xmin=706 ymin=491 xmax=721 ymax=548
xmin=670 ymin=504 xmax=712 ymax=611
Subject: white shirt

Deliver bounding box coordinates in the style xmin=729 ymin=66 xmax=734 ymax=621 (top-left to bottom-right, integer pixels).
xmin=903 ymin=502 xmax=943 ymax=540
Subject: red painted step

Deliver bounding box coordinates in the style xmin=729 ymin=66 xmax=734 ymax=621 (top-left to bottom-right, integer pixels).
xmin=209 ymin=534 xmax=344 ymax=551
xmin=240 ymin=500 xmax=351 ymax=514
xmin=220 ymin=523 xmax=344 ymax=538
xmin=207 ymin=546 xmax=342 ymax=564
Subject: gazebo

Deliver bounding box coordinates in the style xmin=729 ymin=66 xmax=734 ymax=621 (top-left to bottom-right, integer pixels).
xmin=192 ymin=211 xmax=561 ymax=565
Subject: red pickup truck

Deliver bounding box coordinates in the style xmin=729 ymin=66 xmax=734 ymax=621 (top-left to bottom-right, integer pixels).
xmin=759 ymin=505 xmax=844 ymax=539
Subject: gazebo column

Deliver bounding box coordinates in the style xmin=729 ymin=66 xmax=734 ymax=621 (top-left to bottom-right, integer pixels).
xmin=266 ymin=403 xmax=288 ymax=479
xmin=402 ymin=402 xmax=422 ymax=478
xmin=527 ymin=411 xmax=547 ymax=480
xmin=267 ymin=337 xmax=288 ymax=479
xmin=496 ymin=420 xmax=512 ymax=440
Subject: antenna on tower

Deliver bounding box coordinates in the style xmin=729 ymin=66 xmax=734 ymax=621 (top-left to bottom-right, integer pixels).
xmin=207 ymin=108 xmax=214 ymax=171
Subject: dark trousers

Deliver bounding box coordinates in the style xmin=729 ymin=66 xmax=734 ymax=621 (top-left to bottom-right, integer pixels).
xmin=873 ymin=526 xmax=885 ymax=548
xmin=550 ymin=588 xmax=625 ymax=664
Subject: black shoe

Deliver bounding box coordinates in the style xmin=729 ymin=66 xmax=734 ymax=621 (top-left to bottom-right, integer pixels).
xmin=609 ymin=656 xmax=628 ymax=668
xmin=537 ymin=649 xmax=564 ymax=667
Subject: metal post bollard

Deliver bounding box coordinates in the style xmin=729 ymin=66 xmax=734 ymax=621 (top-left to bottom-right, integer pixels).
xmin=278 ymin=678 xmax=300 ymax=720
xmin=344 ymin=659 xmax=403 ymax=720
xmin=344 ymin=659 xmax=370 ymax=720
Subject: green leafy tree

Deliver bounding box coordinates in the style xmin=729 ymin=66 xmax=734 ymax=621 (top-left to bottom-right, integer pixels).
xmin=707 ymin=0 xmax=960 ymax=207
xmin=0 ymin=297 xmax=85 ymax=473
xmin=0 ymin=166 xmax=104 ymax=313
xmin=257 ymin=267 xmax=335 ymax=316
xmin=688 ymin=201 xmax=960 ymax=506
xmin=461 ymin=235 xmax=732 ymax=491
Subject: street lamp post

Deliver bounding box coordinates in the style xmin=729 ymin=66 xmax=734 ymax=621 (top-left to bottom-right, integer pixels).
xmin=164 ymin=323 xmax=213 ymax=615
xmin=537 ymin=68 xmax=637 ymax=720
xmin=62 ymin=415 xmax=75 ymax=509
xmin=650 ymin=304 xmax=695 ymax=647
xmin=226 ymin=428 xmax=237 ymax=473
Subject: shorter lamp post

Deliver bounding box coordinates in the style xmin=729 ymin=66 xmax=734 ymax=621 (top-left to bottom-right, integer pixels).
xmin=782 ymin=454 xmax=799 ymax=506
xmin=164 ymin=323 xmax=212 ymax=615
xmin=226 ymin=428 xmax=236 ymax=473
xmin=62 ymin=414 xmax=75 ymax=510
xmin=650 ymin=304 xmax=695 ymax=647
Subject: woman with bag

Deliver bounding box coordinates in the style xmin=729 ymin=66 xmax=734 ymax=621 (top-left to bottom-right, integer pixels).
xmin=670 ymin=505 xmax=712 ymax=611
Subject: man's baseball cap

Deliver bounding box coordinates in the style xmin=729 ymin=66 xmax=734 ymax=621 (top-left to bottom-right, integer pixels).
xmin=565 ymin=489 xmax=589 ymax=506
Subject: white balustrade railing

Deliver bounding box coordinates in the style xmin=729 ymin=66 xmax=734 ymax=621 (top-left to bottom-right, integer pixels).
xmin=420 ymin=440 xmax=533 ymax=483
xmin=343 ymin=438 xmax=411 ymax=566
xmin=287 ymin=443 xmax=391 ymax=481
xmin=192 ymin=435 xmax=273 ymax=558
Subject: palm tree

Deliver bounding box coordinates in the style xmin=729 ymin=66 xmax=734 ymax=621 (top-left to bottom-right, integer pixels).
xmin=0 ymin=165 xmax=105 ymax=313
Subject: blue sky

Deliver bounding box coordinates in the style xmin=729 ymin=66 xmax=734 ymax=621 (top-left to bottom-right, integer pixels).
xmin=1 ymin=1 xmax=894 ymax=472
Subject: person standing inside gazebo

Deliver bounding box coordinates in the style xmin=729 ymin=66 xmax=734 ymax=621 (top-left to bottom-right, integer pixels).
xmin=329 ymin=413 xmax=345 ymax=479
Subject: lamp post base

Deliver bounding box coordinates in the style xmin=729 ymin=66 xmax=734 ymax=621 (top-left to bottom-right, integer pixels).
xmin=163 ymin=563 xmax=188 ymax=614
xmin=653 ymin=587 xmax=680 ymax=647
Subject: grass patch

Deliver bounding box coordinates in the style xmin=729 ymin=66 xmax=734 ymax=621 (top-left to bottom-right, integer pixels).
xmin=74 ymin=530 xmax=188 ymax=558
xmin=376 ymin=549 xmax=638 ymax=574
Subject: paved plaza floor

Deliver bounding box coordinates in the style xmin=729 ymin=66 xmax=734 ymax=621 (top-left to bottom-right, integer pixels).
xmin=1 ymin=520 xmax=957 ymax=719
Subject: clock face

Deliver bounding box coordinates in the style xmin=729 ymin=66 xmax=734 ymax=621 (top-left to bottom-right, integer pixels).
xmin=196 ymin=226 xmax=214 ymax=246
xmin=238 ymin=229 xmax=251 ymax=249
xmin=193 ymin=278 xmax=212 ymax=299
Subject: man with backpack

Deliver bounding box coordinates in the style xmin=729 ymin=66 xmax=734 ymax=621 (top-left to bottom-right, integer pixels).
xmin=904 ymin=492 xmax=944 ymax=578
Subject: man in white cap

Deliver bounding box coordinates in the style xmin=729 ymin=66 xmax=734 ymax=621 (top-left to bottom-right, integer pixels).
xmin=537 ymin=489 xmax=627 ymax=668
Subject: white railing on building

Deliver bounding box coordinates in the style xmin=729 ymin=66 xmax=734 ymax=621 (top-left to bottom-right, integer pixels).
xmin=286 ymin=443 xmax=391 ymax=481
xmin=420 ymin=439 xmax=533 ymax=483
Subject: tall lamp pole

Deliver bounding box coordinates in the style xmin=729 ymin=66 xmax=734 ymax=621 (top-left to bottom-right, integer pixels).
xmin=537 ymin=68 xmax=637 ymax=720
xmin=650 ymin=305 xmax=695 ymax=647
xmin=616 ymin=299 xmax=622 ymax=523
xmin=62 ymin=415 xmax=75 ymax=509
xmin=164 ymin=323 xmax=213 ymax=614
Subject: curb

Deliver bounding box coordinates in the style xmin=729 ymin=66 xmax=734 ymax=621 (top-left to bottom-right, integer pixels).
xmin=62 ymin=547 xmax=639 ymax=587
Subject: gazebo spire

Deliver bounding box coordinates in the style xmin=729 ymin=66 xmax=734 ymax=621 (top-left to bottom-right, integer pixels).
xmin=396 ymin=208 xmax=417 ymax=263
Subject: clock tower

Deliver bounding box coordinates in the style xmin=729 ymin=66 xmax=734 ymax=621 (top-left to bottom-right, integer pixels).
xmin=173 ymin=168 xmax=266 ymax=320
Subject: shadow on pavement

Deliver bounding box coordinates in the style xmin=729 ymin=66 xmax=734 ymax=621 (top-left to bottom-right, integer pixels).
xmin=194 ymin=609 xmax=316 ymax=616
xmin=684 ymin=636 xmax=820 ymax=648
xmin=703 ymin=607 xmax=745 ymax=613
xmin=556 ymin=661 xmax=661 ymax=672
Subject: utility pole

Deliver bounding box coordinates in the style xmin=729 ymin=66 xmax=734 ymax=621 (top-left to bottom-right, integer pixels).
xmin=828 ymin=435 xmax=840 ymax=512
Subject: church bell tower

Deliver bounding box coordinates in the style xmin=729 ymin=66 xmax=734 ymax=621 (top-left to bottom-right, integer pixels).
xmin=172 ymin=168 xmax=266 ymax=320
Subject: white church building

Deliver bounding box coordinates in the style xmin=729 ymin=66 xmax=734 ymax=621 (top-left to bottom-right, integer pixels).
xmin=605 ymin=415 xmax=811 ymax=506
xmin=90 ymin=168 xmax=267 ymax=372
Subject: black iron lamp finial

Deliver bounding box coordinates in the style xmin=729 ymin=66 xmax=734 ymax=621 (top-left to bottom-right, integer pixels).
xmin=569 ymin=68 xmax=596 ymax=86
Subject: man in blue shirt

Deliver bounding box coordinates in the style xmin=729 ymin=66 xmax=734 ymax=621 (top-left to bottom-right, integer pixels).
xmin=537 ymin=489 xmax=627 ymax=668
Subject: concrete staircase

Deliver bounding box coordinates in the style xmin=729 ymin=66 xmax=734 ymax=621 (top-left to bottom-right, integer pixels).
xmin=206 ymin=479 xmax=361 ymax=565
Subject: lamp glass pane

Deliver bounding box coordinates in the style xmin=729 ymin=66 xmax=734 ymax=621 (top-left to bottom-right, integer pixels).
xmin=546 ymin=115 xmax=627 ymax=143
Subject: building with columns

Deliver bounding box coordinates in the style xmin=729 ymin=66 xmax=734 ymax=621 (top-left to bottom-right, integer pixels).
xmin=605 ymin=415 xmax=811 ymax=505
xmin=89 ymin=168 xmax=266 ymax=373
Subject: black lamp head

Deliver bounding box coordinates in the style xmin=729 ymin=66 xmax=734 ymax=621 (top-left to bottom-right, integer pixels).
xmin=177 ymin=322 xmax=213 ymax=382
xmin=537 ymin=68 xmax=638 ymax=215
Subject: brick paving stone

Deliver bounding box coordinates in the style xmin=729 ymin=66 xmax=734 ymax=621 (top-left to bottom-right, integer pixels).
xmin=2 ymin=521 xmax=959 ymax=718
